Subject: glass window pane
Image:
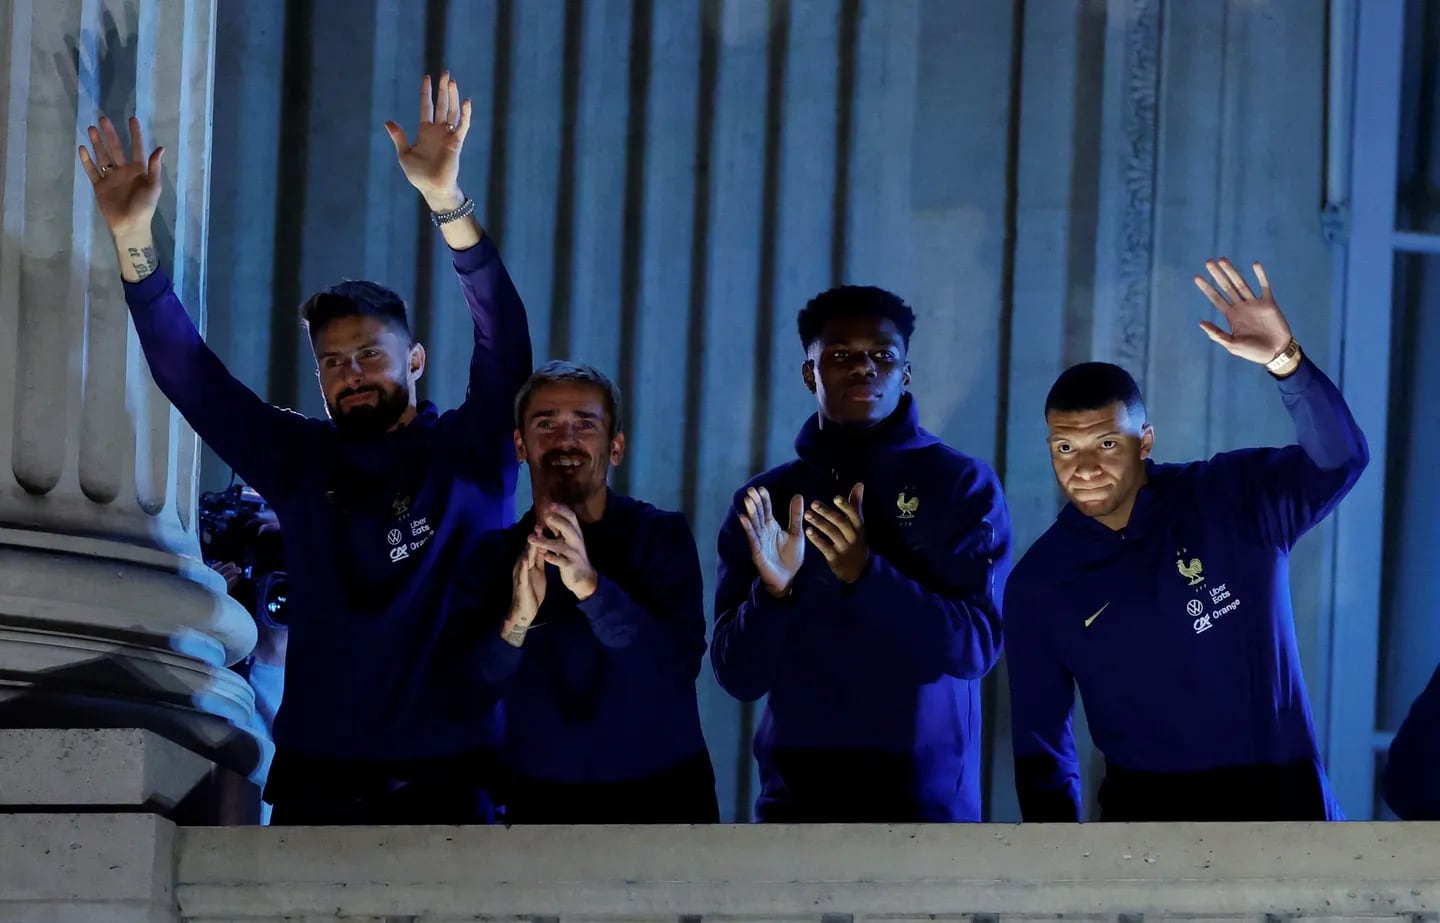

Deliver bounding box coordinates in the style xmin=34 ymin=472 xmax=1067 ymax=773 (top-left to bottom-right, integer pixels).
xmin=1397 ymin=0 xmax=1440 ymax=232
xmin=1379 ymin=253 xmax=1440 ymax=744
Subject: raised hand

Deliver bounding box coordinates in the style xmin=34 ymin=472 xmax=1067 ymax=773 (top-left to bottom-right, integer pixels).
xmin=1193 ymin=258 xmax=1295 ymax=366
xmin=805 ymin=482 xmax=870 ymax=584
xmin=739 ymin=487 xmax=805 ymax=598
xmin=77 ymin=115 xmax=164 ymax=237
xmin=527 ymin=504 xmax=599 ymax=601
xmin=502 ymin=543 xmax=547 ymax=647
xmin=384 ymin=72 xmax=471 ymax=212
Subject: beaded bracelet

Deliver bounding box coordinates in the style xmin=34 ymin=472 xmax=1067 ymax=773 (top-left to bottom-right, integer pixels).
xmin=431 ymin=196 xmax=476 ymax=226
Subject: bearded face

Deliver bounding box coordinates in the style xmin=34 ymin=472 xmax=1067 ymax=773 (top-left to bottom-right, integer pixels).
xmin=514 ymin=382 xmax=623 ymax=509
xmin=312 ymin=314 xmax=421 ymax=437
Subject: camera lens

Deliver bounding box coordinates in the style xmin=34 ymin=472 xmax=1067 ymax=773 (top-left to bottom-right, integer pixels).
xmin=257 ymin=573 xmax=289 ymax=629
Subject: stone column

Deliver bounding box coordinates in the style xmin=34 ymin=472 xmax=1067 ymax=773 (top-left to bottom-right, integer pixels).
xmin=0 ymin=0 xmax=261 ymax=779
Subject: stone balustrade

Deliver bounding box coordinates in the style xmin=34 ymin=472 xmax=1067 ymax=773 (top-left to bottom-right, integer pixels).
xmin=6 ymin=794 xmax=1437 ymax=922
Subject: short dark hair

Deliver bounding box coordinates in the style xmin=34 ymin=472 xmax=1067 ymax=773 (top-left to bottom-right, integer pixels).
xmin=1044 ymin=362 xmax=1147 ymax=421
xmin=797 ymin=285 xmax=916 ymax=351
xmin=300 ymin=280 xmax=412 ymax=341
xmin=514 ymin=360 xmax=624 ymax=437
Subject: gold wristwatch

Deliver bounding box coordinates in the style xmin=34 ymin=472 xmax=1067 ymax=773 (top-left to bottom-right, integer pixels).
xmin=1265 ymin=338 xmax=1302 ymax=376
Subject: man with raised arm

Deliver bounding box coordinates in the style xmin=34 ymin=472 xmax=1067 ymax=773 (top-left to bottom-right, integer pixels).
xmin=1006 ymin=258 xmax=1368 ymax=822
xmin=77 ymin=73 xmax=532 ymax=824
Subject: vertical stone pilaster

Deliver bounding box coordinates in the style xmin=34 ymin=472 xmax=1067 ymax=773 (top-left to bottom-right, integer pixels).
xmin=0 ymin=0 xmax=260 ymax=777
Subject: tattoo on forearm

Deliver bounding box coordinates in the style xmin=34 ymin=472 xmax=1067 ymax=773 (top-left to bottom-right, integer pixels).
xmin=503 ymin=623 xmax=529 ymax=647
xmin=127 ymin=247 xmax=159 ymax=280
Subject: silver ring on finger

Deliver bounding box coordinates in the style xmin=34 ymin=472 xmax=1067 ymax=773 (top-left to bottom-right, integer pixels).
xmin=97 ymin=164 xmax=112 ymax=177
xmin=443 ymin=122 xmax=456 ymax=132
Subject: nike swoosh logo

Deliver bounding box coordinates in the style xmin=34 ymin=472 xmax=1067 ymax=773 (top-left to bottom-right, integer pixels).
xmin=1084 ymin=602 xmax=1110 ymax=627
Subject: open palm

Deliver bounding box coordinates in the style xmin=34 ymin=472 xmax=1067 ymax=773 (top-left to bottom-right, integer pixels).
xmin=1193 ymin=258 xmax=1293 ymax=364
xmin=511 ymin=544 xmax=547 ymax=624
xmin=739 ymin=487 xmax=805 ymax=597
xmin=78 ymin=116 xmax=164 ymax=236
xmin=384 ymin=72 xmax=471 ymax=206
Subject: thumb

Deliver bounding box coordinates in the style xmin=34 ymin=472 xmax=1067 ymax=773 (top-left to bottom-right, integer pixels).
xmin=787 ymin=495 xmax=805 ymax=535
xmin=850 ymin=482 xmax=865 ymax=519
xmin=383 ymin=120 xmax=409 ymax=155
xmin=1198 ymin=320 xmax=1232 ymax=347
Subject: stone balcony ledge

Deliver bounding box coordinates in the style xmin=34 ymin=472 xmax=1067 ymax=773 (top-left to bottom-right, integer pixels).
xmin=171 ymin=820 xmax=1440 ymax=921
xmin=4 ymin=811 xmax=1438 ymax=921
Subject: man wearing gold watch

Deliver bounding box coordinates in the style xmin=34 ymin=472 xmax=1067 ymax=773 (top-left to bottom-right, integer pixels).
xmin=1004 ymin=258 xmax=1369 ymax=822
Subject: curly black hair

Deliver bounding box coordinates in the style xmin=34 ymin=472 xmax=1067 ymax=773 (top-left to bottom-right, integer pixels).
xmin=797 ymin=285 xmax=916 ymax=351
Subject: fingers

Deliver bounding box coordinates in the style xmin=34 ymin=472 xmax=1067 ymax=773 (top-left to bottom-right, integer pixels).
xmin=786 ymin=494 xmax=805 ymax=536
xmin=1202 ymin=259 xmax=1238 ymax=304
xmin=840 ymin=483 xmax=865 ymax=527
xmin=1198 ymin=320 xmax=1236 ymax=348
xmin=524 ymin=542 xmax=547 ymax=576
xmin=806 ymin=502 xmax=855 ymax=546
xmin=100 ymin=116 xmax=127 ymax=165
xmin=527 ymin=534 xmax=574 ymax=560
xmin=77 ymin=145 xmax=101 ymax=183
xmin=1192 ymin=275 xmax=1232 ymax=315
xmin=147 ymin=146 xmax=165 ymax=178
xmin=546 ymin=503 xmax=582 ymax=530
xmin=448 ymin=75 xmax=460 ymax=125
xmin=543 ymin=508 xmax=583 ymax=546
xmin=128 ymin=116 xmax=145 ymax=164
xmin=515 ymin=541 xmax=539 ymax=573
xmin=457 ymin=97 xmax=473 ymax=142
xmin=742 ymin=489 xmax=765 ymax=529
xmin=383 ymin=120 xmax=410 ymax=154
xmin=804 ymin=515 xmax=847 ymax=550
xmin=543 ymin=514 xmax=581 ymax=547
xmin=759 ymin=487 xmax=774 ymax=525
xmin=738 ymin=511 xmax=763 ymax=553
xmin=87 ymin=125 xmax=112 ymax=168
xmin=420 ymin=74 xmax=435 ymax=123
xmin=1253 ymin=261 xmax=1272 ymax=299
xmin=807 ymin=521 xmax=838 ymax=564
xmin=435 ymin=71 xmax=451 ymax=123
xmin=1218 ymin=258 xmax=1256 ymax=301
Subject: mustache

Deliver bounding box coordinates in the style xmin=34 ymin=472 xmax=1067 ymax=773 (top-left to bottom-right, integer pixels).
xmin=336 ymin=385 xmax=382 ymax=402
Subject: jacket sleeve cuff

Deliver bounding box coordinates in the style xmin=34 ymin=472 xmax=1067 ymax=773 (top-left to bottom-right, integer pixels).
xmin=450 ymin=233 xmax=499 ymax=272
xmin=847 ymin=551 xmax=897 ymax=602
xmin=480 ymin=632 xmax=526 ymax=678
xmin=576 ymin=575 xmax=629 ymax=620
xmin=122 ymin=268 xmax=174 ymax=307
xmin=748 ymin=576 xmax=800 ymax=615
xmin=1274 ymin=354 xmax=1319 ymax=393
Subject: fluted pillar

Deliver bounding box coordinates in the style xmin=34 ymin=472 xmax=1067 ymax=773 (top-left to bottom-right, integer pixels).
xmin=0 ymin=0 xmax=261 ymax=777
